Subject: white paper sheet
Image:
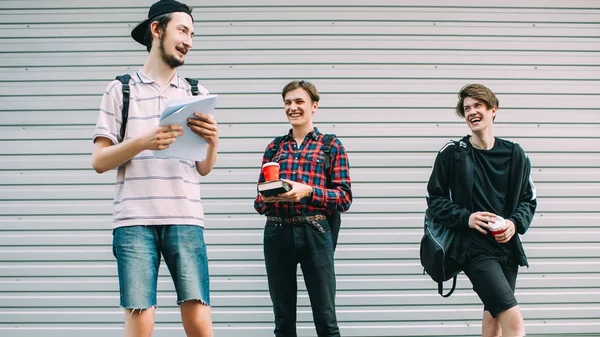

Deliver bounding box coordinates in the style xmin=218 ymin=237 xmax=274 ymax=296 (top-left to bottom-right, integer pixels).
xmin=154 ymin=94 xmax=218 ymax=161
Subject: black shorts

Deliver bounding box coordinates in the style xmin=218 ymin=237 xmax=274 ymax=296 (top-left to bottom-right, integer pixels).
xmin=463 ymin=250 xmax=519 ymax=317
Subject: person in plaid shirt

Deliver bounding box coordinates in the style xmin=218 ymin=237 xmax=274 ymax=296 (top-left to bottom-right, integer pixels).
xmin=254 ymin=80 xmax=352 ymax=337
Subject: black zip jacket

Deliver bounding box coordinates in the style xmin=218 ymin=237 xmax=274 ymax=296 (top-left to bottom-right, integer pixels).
xmin=426 ymin=135 xmax=537 ymax=267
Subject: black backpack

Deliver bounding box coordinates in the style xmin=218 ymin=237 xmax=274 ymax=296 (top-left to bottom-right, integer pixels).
xmin=265 ymin=134 xmax=342 ymax=250
xmin=419 ymin=140 xmax=466 ymax=297
xmin=114 ymin=74 xmax=200 ymax=141
xmin=420 ymin=209 xmax=461 ymax=297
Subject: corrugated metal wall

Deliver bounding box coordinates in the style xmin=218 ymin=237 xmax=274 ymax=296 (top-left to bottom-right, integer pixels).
xmin=1 ymin=1 xmax=599 ymax=336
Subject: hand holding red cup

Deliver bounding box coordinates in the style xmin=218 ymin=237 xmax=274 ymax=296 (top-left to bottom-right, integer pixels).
xmin=262 ymin=162 xmax=280 ymax=181
xmin=490 ymin=216 xmax=507 ymax=235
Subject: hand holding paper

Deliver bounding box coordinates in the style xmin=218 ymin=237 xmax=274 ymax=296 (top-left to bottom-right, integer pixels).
xmin=154 ymin=95 xmax=218 ymax=161
xmin=142 ymin=125 xmax=184 ymax=151
xmin=187 ymin=112 xmax=218 ymax=145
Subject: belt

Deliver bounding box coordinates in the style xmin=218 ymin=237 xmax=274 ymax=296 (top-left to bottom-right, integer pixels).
xmin=266 ymin=214 xmax=326 ymax=225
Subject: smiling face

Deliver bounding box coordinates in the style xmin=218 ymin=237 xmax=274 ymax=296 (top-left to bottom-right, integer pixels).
xmin=153 ymin=12 xmax=194 ymax=68
xmin=455 ymin=84 xmax=500 ymax=134
xmin=463 ymin=96 xmax=497 ymax=133
xmin=284 ymin=87 xmax=318 ymax=127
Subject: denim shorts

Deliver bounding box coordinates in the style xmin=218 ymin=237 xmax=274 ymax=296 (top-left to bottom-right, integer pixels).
xmin=112 ymin=225 xmax=210 ymax=309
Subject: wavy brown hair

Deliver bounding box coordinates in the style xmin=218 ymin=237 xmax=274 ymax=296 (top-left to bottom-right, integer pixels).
xmin=281 ymin=80 xmax=320 ymax=103
xmin=455 ymin=84 xmax=499 ymax=119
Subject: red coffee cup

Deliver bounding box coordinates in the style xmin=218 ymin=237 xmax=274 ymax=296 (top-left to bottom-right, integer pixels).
xmin=262 ymin=162 xmax=280 ymax=182
xmin=490 ymin=216 xmax=506 ymax=235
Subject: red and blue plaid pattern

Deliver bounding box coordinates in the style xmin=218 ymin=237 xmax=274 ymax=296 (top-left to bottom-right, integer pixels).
xmin=254 ymin=128 xmax=352 ymax=217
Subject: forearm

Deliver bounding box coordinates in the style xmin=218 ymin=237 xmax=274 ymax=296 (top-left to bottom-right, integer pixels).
xmin=311 ymin=141 xmax=352 ymax=212
xmin=310 ymin=185 xmax=352 ymax=212
xmin=92 ymin=137 xmax=146 ymax=174
xmin=254 ymin=195 xmax=269 ymax=215
xmin=195 ymin=141 xmax=218 ymax=176
xmin=510 ymin=155 xmax=537 ymax=234
xmin=427 ymin=196 xmax=471 ymax=229
xmin=426 ymin=147 xmax=471 ymax=228
xmin=509 ymin=199 xmax=537 ymax=234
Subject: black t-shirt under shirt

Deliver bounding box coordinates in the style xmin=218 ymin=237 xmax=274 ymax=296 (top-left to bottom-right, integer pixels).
xmin=470 ymin=137 xmax=515 ymax=256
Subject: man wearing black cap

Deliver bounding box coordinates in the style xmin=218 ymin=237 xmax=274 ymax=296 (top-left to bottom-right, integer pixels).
xmin=92 ymin=1 xmax=217 ymax=336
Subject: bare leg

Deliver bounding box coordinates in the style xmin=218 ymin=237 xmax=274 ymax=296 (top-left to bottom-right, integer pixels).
xmin=180 ymin=300 xmax=214 ymax=337
xmin=124 ymin=307 xmax=156 ymax=337
xmin=482 ymin=310 xmax=501 ymax=337
xmin=496 ymin=305 xmax=525 ymax=337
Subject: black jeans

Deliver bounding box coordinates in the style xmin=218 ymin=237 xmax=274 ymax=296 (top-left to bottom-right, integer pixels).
xmin=263 ymin=219 xmax=340 ymax=337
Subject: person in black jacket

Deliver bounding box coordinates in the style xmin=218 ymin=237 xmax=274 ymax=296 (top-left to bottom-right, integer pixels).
xmin=426 ymin=84 xmax=537 ymax=337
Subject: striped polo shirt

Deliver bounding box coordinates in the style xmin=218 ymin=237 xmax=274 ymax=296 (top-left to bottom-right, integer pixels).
xmin=93 ymin=69 xmax=210 ymax=228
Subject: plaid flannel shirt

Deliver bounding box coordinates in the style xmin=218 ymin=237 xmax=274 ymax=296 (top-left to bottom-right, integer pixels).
xmin=254 ymin=128 xmax=352 ymax=217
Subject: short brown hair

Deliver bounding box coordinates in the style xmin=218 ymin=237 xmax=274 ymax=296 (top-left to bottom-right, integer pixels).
xmin=281 ymin=80 xmax=320 ymax=102
xmin=144 ymin=13 xmax=172 ymax=52
xmin=455 ymin=84 xmax=499 ymax=117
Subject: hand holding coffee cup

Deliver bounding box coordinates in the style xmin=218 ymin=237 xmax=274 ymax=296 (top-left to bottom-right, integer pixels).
xmin=468 ymin=211 xmax=498 ymax=234
xmin=490 ymin=216 xmax=507 ymax=235
xmin=492 ymin=217 xmax=516 ymax=244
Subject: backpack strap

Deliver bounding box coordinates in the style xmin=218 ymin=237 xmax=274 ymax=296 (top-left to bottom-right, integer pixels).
xmin=440 ymin=275 xmax=457 ymax=298
xmin=321 ymin=134 xmax=342 ymax=250
xmin=322 ymin=134 xmax=337 ymax=178
xmin=115 ymin=74 xmax=132 ymax=142
xmin=266 ymin=136 xmax=286 ymax=161
xmin=115 ymin=75 xmax=198 ymax=142
xmin=266 ymin=133 xmax=336 ymax=174
xmin=185 ymin=77 xmax=200 ymax=96
xmin=422 ymin=255 xmax=458 ymax=297
xmin=454 ymin=140 xmax=465 ymax=160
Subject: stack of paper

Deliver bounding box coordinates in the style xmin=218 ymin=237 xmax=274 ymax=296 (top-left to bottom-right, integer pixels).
xmin=154 ymin=94 xmax=218 ymax=161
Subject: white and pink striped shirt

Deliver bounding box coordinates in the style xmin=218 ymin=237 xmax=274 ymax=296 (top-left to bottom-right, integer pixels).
xmin=93 ymin=69 xmax=210 ymax=229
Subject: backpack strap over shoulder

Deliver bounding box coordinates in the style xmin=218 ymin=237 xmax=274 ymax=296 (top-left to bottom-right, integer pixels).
xmin=185 ymin=77 xmax=200 ymax=96
xmin=322 ymin=134 xmax=337 ymax=174
xmin=266 ymin=136 xmax=286 ymax=161
xmin=321 ymin=133 xmax=341 ymax=250
xmin=454 ymin=139 xmax=466 ymax=160
xmin=115 ymin=74 xmax=132 ymax=142
xmin=265 ymin=133 xmax=336 ymax=175
xmin=115 ymin=75 xmax=199 ymax=142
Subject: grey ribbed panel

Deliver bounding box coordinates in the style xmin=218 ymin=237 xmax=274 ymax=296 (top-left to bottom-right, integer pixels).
xmin=1 ymin=1 xmax=599 ymax=336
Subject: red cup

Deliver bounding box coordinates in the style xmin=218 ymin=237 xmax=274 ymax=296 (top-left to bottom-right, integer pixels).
xmin=490 ymin=216 xmax=506 ymax=235
xmin=262 ymin=162 xmax=280 ymax=182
